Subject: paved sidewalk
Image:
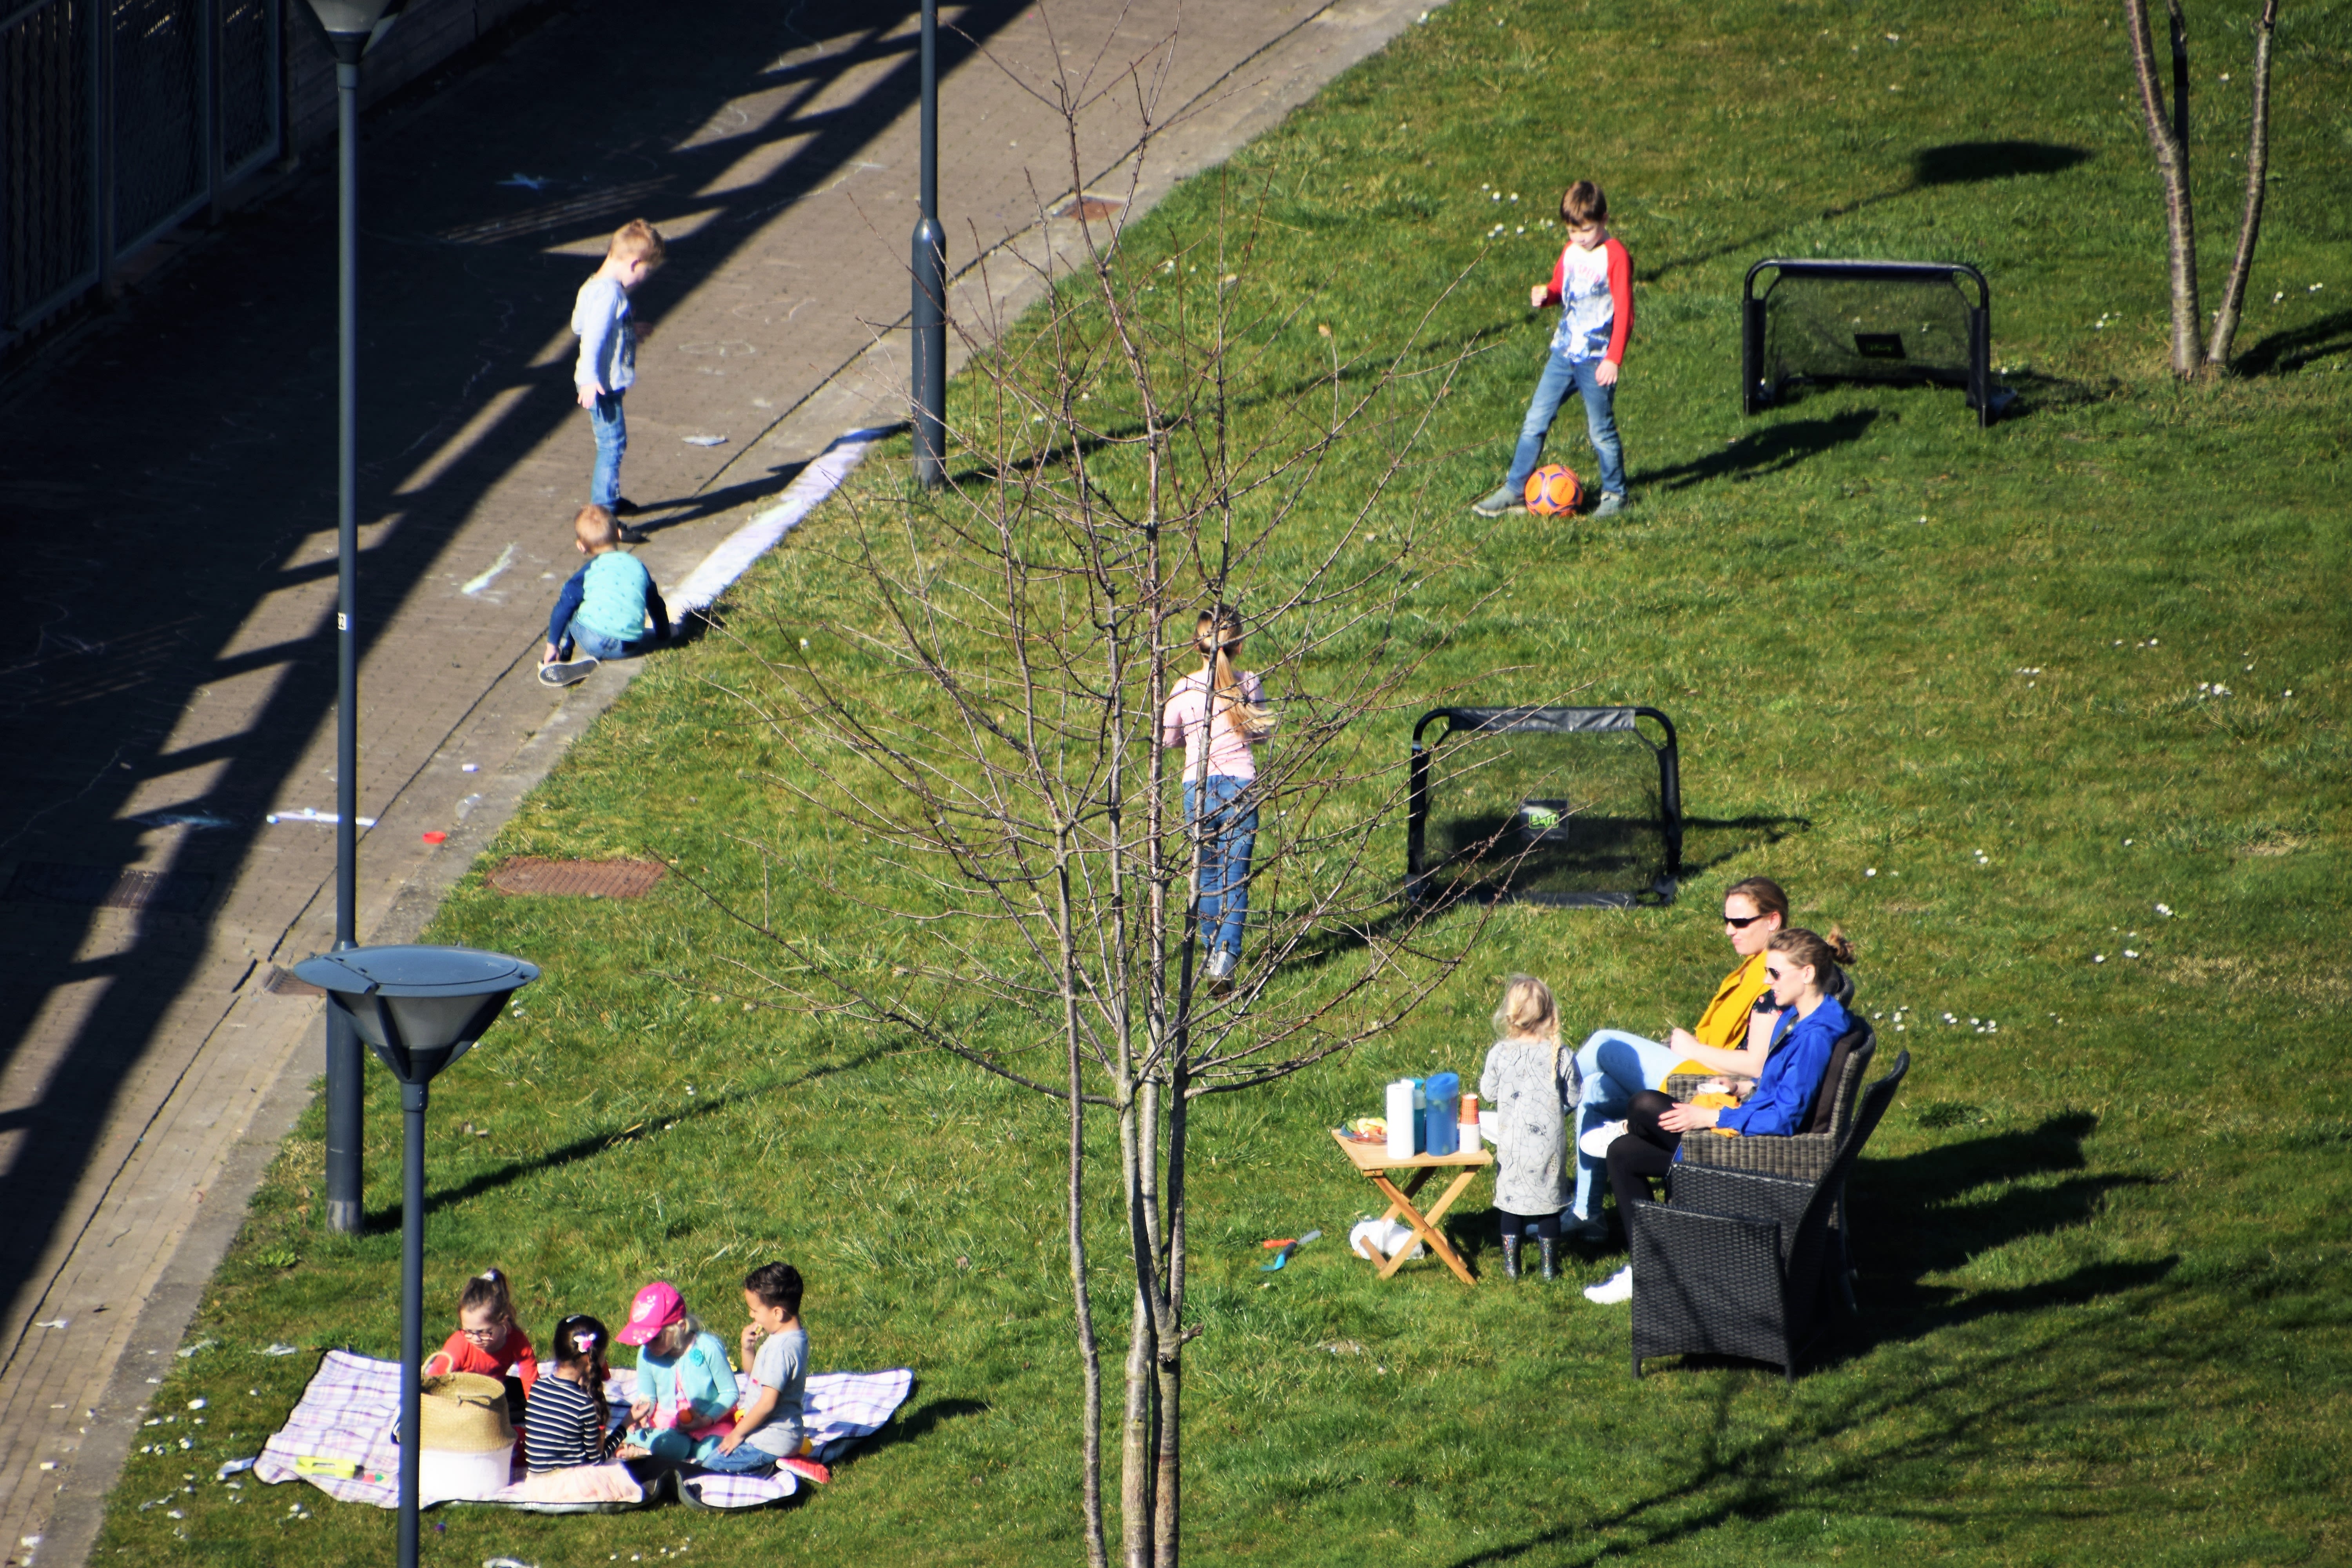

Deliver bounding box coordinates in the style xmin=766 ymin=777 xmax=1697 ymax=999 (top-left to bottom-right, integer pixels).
xmin=0 ymin=0 xmax=1430 ymax=1561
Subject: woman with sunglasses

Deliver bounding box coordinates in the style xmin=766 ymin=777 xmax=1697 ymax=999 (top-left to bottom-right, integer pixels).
xmin=1563 ymin=876 xmax=1789 ymax=1236
xmin=1582 ymin=925 xmax=1857 ymax=1303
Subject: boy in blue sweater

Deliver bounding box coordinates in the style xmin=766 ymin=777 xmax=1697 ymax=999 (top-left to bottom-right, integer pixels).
xmin=540 ymin=504 xmax=671 ymax=687
xmin=573 ymin=219 xmax=666 ymax=524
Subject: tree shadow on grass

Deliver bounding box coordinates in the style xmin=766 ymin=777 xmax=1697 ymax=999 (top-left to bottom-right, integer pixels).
xmin=2232 ymin=309 xmax=2352 ymax=378
xmin=1640 ymin=141 xmax=2091 ymax=284
xmin=368 ymin=1047 xmax=886 ymax=1225
xmin=1443 ymin=1256 xmax=2190 ymax=1567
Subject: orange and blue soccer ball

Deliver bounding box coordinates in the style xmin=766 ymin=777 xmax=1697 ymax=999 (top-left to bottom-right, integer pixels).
xmin=1524 ymin=464 xmax=1584 ymax=517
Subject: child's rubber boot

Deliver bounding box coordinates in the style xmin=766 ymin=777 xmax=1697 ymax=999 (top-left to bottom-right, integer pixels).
xmin=1470 ymin=485 xmax=1521 ymax=518
xmin=1539 ymin=1238 xmax=1561 ymax=1280
xmin=1500 ymin=1234 xmax=1522 ymax=1279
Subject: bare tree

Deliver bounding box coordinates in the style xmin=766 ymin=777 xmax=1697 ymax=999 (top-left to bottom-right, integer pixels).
xmin=2122 ymin=0 xmax=2287 ymax=376
xmin=675 ymin=70 xmax=1539 ymax=1564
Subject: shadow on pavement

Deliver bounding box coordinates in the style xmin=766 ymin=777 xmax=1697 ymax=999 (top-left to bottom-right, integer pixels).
xmin=0 ymin=0 xmax=1029 ymax=1352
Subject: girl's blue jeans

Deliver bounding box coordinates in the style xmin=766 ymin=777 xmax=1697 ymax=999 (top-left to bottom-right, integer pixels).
xmin=1569 ymin=1028 xmax=1681 ymax=1218
xmin=590 ymin=390 xmax=628 ymax=508
xmin=1182 ymin=776 xmax=1258 ymax=962
xmin=1504 ymin=350 xmax=1625 ymax=499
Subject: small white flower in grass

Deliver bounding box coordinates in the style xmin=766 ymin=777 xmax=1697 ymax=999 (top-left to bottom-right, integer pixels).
xmin=2314 ymin=283 xmax=2327 ymax=292
xmin=1492 ymin=191 xmax=1503 ymax=201
xmin=2094 ymin=954 xmax=2107 ymax=963
xmin=1516 ymin=226 xmax=1526 ymax=234
xmin=2156 ymin=903 xmax=2172 ymax=916
xmin=1866 ymin=867 xmax=1877 ymax=877
xmin=2274 ymin=292 xmax=2285 ymax=303
xmin=2124 ymin=838 xmax=2134 ymax=845
xmin=799 ymin=638 xmax=809 ymax=649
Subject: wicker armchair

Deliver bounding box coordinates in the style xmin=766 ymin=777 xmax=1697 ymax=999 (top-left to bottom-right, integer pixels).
xmin=1664 ymin=1020 xmax=1876 ymax=1184
xmin=1626 ymin=1050 xmax=1909 ymax=1382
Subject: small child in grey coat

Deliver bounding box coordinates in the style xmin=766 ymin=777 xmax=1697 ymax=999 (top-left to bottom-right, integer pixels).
xmin=1478 ymin=975 xmax=1580 ymax=1279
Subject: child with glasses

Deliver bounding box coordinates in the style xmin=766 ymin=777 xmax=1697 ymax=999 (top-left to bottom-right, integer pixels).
xmin=423 ymin=1267 xmax=537 ymax=1422
xmin=1563 ymin=876 xmax=1793 ymax=1236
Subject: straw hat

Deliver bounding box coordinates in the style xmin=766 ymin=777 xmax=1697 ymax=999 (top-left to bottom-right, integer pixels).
xmin=416 ymin=1373 xmax=515 ymax=1453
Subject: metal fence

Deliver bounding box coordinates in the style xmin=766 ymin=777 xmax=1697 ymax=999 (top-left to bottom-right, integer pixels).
xmin=1 ymin=0 xmax=279 ymax=340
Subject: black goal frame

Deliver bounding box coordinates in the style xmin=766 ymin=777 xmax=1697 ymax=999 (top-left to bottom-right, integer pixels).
xmin=1742 ymin=258 xmax=1995 ymax=428
xmin=1406 ymin=705 xmax=1682 ymax=909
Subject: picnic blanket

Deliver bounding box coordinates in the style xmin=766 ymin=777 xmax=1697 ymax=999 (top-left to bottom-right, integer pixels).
xmin=253 ymin=1352 xmax=914 ymax=1513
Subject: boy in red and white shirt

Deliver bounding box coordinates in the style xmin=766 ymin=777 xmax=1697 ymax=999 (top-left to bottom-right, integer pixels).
xmin=1472 ymin=180 xmax=1633 ymax=519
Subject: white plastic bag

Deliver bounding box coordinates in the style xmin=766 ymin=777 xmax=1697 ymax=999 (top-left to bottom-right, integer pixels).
xmin=1349 ymin=1217 xmax=1425 ymax=1263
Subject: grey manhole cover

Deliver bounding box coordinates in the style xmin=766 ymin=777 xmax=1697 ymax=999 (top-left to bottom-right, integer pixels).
xmin=6 ymin=862 xmax=214 ymax=913
xmin=486 ymin=857 xmax=667 ymax=899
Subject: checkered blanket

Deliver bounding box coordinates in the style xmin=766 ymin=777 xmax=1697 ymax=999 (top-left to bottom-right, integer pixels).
xmin=253 ymin=1352 xmax=914 ymax=1512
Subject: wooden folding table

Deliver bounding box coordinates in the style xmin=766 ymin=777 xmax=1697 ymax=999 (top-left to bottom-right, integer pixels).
xmin=1331 ymin=1130 xmax=1493 ymax=1286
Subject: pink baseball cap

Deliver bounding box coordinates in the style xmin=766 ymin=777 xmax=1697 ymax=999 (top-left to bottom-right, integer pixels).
xmin=615 ymin=1281 xmax=684 ymax=1346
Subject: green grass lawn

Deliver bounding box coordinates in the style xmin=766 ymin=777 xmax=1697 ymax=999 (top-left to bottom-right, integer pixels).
xmin=96 ymin=0 xmax=2352 ymax=1561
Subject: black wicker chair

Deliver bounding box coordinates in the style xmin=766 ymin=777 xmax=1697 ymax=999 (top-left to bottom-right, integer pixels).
xmin=1625 ymin=1050 xmax=1909 ymax=1382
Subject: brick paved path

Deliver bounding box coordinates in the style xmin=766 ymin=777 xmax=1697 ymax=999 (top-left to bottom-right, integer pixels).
xmin=0 ymin=1 xmax=1427 ymax=1560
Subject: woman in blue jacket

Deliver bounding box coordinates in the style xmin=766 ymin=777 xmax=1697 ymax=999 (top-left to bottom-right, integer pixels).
xmin=1582 ymin=925 xmax=1858 ymax=1303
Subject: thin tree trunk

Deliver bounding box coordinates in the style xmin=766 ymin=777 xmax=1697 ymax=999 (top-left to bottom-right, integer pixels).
xmin=1150 ymin=1068 xmax=1190 ymax=1566
xmin=2206 ymin=0 xmax=2280 ymax=368
xmin=1118 ymin=1091 xmax=1156 ymax=1568
xmin=1058 ymin=850 xmax=1108 ymax=1568
xmin=2125 ymin=0 xmax=2203 ymax=375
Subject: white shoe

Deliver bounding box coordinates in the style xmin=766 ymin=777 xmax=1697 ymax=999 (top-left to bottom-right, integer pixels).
xmin=1578 ymin=1120 xmax=1628 ymax=1160
xmin=1583 ymin=1264 xmax=1633 ymax=1305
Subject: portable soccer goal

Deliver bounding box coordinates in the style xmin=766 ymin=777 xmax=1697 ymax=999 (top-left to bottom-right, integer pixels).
xmin=1406 ymin=706 xmax=1682 ymax=909
xmin=1742 ymin=259 xmax=1997 ymax=427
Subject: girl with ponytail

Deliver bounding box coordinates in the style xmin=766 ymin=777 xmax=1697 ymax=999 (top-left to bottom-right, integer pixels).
xmin=1159 ymin=606 xmax=1275 ymax=993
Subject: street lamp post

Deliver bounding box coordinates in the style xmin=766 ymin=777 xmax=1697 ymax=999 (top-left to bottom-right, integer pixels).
xmin=910 ymin=0 xmax=946 ymax=486
xmin=296 ymin=0 xmax=408 ymax=1234
xmin=293 ymin=945 xmax=539 ymax=1568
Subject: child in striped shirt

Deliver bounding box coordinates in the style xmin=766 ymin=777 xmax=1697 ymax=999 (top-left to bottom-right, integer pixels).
xmin=524 ymin=1315 xmax=644 ymax=1471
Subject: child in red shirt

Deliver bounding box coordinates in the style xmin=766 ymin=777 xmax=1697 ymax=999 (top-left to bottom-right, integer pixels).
xmin=1472 ymin=179 xmax=1633 ymax=519
xmin=423 ymin=1267 xmax=538 ymax=1422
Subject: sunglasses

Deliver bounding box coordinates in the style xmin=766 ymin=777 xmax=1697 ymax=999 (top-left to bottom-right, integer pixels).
xmin=1723 ymin=913 xmax=1765 ymax=929
xmin=1765 ymin=966 xmax=1788 ymax=982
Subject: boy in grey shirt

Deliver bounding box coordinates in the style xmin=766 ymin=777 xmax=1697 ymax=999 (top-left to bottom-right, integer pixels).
xmin=572 ymin=219 xmax=666 ymax=524
xmin=708 ymin=1261 xmax=809 ymax=1475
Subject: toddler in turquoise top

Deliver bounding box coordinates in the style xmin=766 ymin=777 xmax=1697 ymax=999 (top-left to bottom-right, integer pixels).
xmin=615 ymin=1280 xmax=738 ymax=1465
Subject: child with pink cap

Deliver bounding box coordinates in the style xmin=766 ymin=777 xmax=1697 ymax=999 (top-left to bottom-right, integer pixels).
xmin=615 ymin=1281 xmax=740 ymax=1465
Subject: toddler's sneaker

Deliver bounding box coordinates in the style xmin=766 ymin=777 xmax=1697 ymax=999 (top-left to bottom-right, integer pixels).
xmin=1469 ymin=485 xmax=1523 ymax=518
xmin=1582 ymin=1264 xmax=1633 ymax=1305
xmin=539 ymin=656 xmax=600 ymax=687
xmin=1589 ymin=491 xmax=1627 ymax=518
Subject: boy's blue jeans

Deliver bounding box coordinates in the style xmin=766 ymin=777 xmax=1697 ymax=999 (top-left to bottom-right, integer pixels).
xmin=1570 ymin=1028 xmax=1681 ymax=1219
xmin=1505 ymin=351 xmax=1625 ymax=499
xmin=590 ymin=390 xmax=628 ymax=508
xmin=1182 ymin=776 xmax=1258 ymax=963
xmin=696 ymin=1442 xmax=779 ymax=1475
xmin=555 ymin=619 xmax=647 ymax=662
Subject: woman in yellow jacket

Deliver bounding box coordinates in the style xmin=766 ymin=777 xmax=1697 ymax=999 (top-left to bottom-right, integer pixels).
xmin=1564 ymin=876 xmax=1788 ymax=1235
